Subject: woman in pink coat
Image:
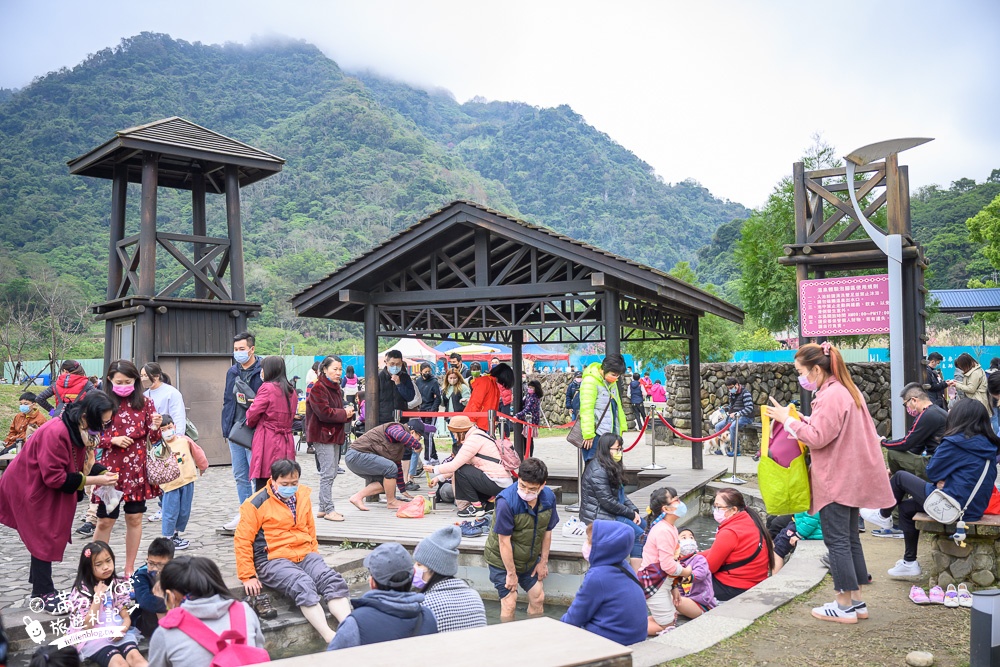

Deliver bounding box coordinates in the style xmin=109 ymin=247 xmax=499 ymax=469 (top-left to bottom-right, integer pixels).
xmin=766 ymin=342 xmax=894 ymax=625
xmin=245 ymin=356 xmax=298 ymax=492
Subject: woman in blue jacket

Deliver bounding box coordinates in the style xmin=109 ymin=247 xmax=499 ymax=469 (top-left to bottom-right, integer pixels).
xmin=861 ymin=399 xmax=1000 ymax=579
xmin=561 ymin=520 xmax=647 ymax=646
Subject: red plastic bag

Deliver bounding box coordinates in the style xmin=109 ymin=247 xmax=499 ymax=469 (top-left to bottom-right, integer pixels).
xmin=396 ymin=496 xmax=426 ymax=519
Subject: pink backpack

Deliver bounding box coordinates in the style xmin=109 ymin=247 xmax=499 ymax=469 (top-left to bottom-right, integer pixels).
xmin=160 ymin=601 xmax=270 ymax=667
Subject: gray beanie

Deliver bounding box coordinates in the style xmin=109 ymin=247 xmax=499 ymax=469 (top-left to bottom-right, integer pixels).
xmin=413 ymin=525 xmax=461 ymax=576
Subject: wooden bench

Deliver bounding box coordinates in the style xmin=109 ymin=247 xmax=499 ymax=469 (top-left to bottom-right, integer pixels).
xmin=913 ymin=512 xmax=1000 ymax=588
xmin=737 ymin=421 xmax=763 ymax=455
xmin=256 ymin=616 xmax=632 ymax=667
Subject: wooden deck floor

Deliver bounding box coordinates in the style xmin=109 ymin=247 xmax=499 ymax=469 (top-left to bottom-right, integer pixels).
xmin=306 ymin=465 xmax=727 ymax=559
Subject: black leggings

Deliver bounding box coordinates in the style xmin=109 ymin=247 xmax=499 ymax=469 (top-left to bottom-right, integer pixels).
xmin=632 ymin=402 xmax=646 ymax=425
xmin=30 ymin=555 xmax=55 ymax=598
xmin=454 ymin=464 xmax=504 ymax=504
xmin=880 ymin=471 xmax=929 ymax=561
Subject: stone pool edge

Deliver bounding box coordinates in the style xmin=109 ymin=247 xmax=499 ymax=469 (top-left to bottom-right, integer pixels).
xmin=629 ymin=540 xmax=828 ymax=666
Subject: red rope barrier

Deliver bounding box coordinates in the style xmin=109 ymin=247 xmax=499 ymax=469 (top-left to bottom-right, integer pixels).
xmin=622 ymin=414 xmax=652 ymax=452
xmin=657 ymin=413 xmax=729 ymax=443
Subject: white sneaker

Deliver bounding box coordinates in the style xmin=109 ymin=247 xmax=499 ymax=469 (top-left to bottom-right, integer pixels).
xmin=887 ymin=559 xmax=922 ymax=579
xmin=147 ymin=510 xmax=162 ymax=522
xmin=859 ymin=508 xmax=893 ymax=530
xmin=222 ymin=513 xmax=240 ymax=531
xmin=811 ymin=601 xmax=858 ymax=624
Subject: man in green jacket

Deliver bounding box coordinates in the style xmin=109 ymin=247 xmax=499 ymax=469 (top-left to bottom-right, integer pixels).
xmin=484 ymin=458 xmax=559 ymax=622
xmin=578 ymin=354 xmax=628 ymax=463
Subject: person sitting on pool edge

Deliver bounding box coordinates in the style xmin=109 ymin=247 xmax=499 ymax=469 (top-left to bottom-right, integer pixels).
xmin=484 ymin=457 xmax=559 ymax=622
xmin=235 ymin=459 xmax=351 ymax=643
xmin=327 ymin=542 xmax=438 ymax=650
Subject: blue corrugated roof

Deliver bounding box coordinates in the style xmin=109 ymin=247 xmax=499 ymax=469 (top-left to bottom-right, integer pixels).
xmin=930 ymin=288 xmax=1000 ymax=312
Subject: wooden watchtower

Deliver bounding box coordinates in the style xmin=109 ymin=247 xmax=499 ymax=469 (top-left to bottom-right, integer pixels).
xmin=68 ymin=118 xmax=284 ymax=462
xmin=779 ymin=156 xmax=928 ymax=394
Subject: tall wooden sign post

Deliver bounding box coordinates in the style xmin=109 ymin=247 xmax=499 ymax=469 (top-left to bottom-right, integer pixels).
xmin=779 ymin=140 xmax=930 ymax=438
xmin=68 ymin=117 xmax=284 ymax=462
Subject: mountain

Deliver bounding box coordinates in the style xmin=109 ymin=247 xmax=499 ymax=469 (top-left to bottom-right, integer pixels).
xmin=0 ymin=32 xmax=747 ymax=346
xmin=353 ymin=72 xmax=749 ymax=269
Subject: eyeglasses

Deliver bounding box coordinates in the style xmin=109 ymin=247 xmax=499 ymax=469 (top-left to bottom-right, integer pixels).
xmin=712 ymin=504 xmax=729 ymax=510
xmin=146 ymin=559 xmax=169 ymax=570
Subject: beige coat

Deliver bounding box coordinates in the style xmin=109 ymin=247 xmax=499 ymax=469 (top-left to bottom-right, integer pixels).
xmin=955 ymin=364 xmax=990 ymax=414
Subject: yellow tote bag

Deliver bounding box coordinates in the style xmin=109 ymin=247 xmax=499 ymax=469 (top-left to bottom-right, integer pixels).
xmin=758 ymin=405 xmax=811 ymax=514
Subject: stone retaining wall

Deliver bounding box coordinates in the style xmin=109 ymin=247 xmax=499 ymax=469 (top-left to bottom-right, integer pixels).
xmin=918 ymin=517 xmax=1000 ymax=589
xmin=661 ymin=362 xmax=893 ymax=447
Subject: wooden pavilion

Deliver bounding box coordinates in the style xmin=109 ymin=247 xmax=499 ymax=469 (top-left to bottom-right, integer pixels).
xmin=68 ymin=117 xmax=285 ymax=462
xmin=292 ymin=201 xmax=743 ymax=469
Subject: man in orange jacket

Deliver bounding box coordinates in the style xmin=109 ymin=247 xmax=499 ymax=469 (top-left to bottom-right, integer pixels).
xmin=235 ymin=459 xmax=351 ymax=643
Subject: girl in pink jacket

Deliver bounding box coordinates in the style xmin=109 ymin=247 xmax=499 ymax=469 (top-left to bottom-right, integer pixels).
xmin=766 ymin=342 xmax=894 ymax=625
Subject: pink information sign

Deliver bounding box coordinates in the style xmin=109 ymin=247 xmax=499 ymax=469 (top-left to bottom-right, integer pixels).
xmin=799 ymin=275 xmax=889 ymax=337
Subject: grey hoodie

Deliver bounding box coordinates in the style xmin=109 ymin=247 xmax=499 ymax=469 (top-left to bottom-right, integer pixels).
xmin=147 ymin=595 xmax=265 ymax=667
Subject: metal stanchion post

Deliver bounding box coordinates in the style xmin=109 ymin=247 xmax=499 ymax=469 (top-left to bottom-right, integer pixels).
xmin=567 ymin=448 xmax=583 ymax=512
xmin=971 ymin=588 xmax=1000 ymax=666
xmin=643 ymin=405 xmax=665 ymax=471
xmin=722 ymin=418 xmax=746 ymax=485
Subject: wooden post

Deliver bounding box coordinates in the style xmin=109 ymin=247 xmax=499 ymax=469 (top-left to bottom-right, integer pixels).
xmin=135 ymin=152 xmax=158 ymax=365
xmin=364 ymin=303 xmax=379 ymax=430
xmin=511 ymin=336 xmax=524 ymax=457
xmin=603 ymin=290 xmax=621 ymax=358
xmin=689 ymin=320 xmax=702 ymax=470
xmin=192 ymin=169 xmax=208 ymax=300
xmin=225 ymin=165 xmax=246 ymax=302
xmin=106 ymin=164 xmax=128 ymax=369
xmin=792 ymin=161 xmax=813 ymax=413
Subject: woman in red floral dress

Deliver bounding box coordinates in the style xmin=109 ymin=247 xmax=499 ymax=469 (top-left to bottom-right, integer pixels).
xmin=93 ymin=360 xmax=162 ymax=576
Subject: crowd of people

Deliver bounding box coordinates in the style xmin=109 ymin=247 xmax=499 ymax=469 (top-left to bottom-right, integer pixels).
xmin=6 ymin=338 xmax=1000 ymax=665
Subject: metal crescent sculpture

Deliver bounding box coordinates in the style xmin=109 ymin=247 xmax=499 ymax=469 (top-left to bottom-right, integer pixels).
xmin=843 ymin=138 xmax=932 ymax=439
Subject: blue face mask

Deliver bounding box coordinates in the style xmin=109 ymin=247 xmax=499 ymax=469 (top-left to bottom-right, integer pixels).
xmin=275 ymin=485 xmax=297 ymax=498
xmin=729 ymin=388 xmax=737 ymax=395
xmin=234 ymin=350 xmax=250 ymax=364
xmin=387 ymin=365 xmax=401 ymax=375
xmin=19 ymin=405 xmax=31 ymax=413
xmin=671 ymin=500 xmax=688 ymax=518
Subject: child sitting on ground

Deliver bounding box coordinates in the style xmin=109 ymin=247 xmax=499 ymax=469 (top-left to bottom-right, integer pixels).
xmin=561 ymin=521 xmax=647 ymax=645
xmin=157 ymin=416 xmax=208 ymax=551
xmin=65 ymin=541 xmax=146 ymax=667
xmin=674 ymin=529 xmax=717 ymax=619
xmin=129 ymin=537 xmax=174 ymax=639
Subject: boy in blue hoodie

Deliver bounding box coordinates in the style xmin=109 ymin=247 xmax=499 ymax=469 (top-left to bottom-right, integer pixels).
xmin=130 ymin=536 xmax=175 ymax=638
xmin=561 ymin=520 xmax=647 ymax=645
xmin=327 ymin=542 xmax=437 ymax=650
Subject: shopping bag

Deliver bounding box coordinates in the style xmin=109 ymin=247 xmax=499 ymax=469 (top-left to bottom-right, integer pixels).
xmin=395 ymin=496 xmax=426 ymax=519
xmin=758 ymin=405 xmax=811 ymax=514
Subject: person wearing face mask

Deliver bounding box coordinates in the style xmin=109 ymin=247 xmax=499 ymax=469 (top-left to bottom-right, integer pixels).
xmin=306 ymin=355 xmax=355 ymax=523
xmin=561 ymin=521 xmax=647 ymax=645
xmin=156 ymin=415 xmax=208 ymax=551
xmin=924 ymin=352 xmax=948 ymax=409
xmin=129 ymin=537 xmax=175 ymax=640
xmin=414 ymin=362 xmax=442 ymax=463
xmin=440 ymin=370 xmax=470 ymax=439
xmin=141 ymin=362 xmax=187 ymax=524
xmin=148 ymin=556 xmax=267 ymax=666
xmin=34 ymin=359 xmax=97 ymax=416
xmin=579 ymin=434 xmax=644 ymax=568
xmin=377 ymin=350 xmax=418 ymax=487
xmin=578 ymin=355 xmax=628 ymax=463
xmin=465 ymin=363 xmax=515 ymax=432
xmin=0 ymin=391 xmax=118 ymax=613
xmin=413 ymin=525 xmax=486 ymax=632
xmin=431 ymin=415 xmax=513 ymax=518
xmin=222 ymin=331 xmax=264 ymax=530
xmin=2 ymin=391 xmax=48 ymax=452
xmin=235 ymin=459 xmax=351 ymax=644
xmin=720 ymin=377 xmax=754 ymax=457
xmin=766 ymin=342 xmax=894 ymax=624
xmin=448 ymin=352 xmax=470 ymax=379
xmin=484 ymin=457 xmax=559 ymax=622
xmin=640 ymin=487 xmax=691 ymax=634
xmin=876 ymin=383 xmax=947 ymax=500
xmin=95 ymin=359 xmax=164 ymax=577
xmin=698 ymin=488 xmax=774 ymax=605
xmin=674 ymin=529 xmax=717 ymax=619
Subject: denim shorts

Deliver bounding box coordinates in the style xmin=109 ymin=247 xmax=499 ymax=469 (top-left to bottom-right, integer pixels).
xmin=488 ymin=563 xmax=539 ymax=599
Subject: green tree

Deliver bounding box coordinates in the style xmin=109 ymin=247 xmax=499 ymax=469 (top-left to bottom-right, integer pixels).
xmin=967 ymin=193 xmax=1000 ymax=268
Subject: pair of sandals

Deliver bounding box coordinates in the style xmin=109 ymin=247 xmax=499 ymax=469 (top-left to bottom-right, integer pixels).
xmin=317 ymin=511 xmax=345 ymax=522
xmin=909 ymin=583 xmax=973 ymax=607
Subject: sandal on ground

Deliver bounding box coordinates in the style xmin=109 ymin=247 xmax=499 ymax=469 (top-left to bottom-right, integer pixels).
xmin=943 ymin=584 xmax=959 ymax=608
xmin=928 ymin=585 xmax=945 ymax=604
xmin=323 ymin=511 xmax=345 ymax=522
xmin=909 ymin=586 xmax=931 ymax=605
xmin=957 ymin=583 xmax=973 ymax=608
xmin=317 ymin=512 xmax=326 ymax=518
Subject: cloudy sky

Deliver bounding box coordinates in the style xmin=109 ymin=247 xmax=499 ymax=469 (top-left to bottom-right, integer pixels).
xmin=2 ymin=0 xmax=997 ymax=207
